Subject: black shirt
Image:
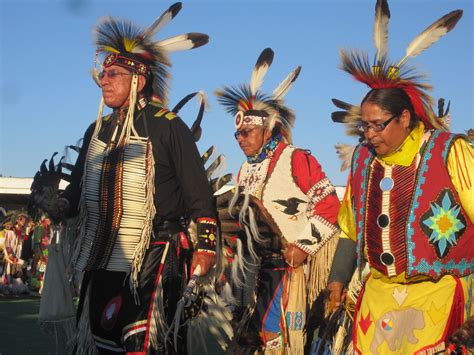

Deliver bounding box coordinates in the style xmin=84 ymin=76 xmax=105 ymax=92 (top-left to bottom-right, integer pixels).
xmin=62 ymin=100 xmax=216 ymax=226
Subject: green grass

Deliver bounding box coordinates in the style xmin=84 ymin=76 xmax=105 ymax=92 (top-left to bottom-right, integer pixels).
xmin=0 ymin=297 xmax=57 ymax=355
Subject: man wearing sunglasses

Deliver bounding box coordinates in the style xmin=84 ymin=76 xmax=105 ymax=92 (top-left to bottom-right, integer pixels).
xmin=35 ymin=5 xmax=219 ymax=354
xmin=326 ymin=5 xmax=472 ymax=353
xmin=216 ymin=48 xmax=340 ymax=353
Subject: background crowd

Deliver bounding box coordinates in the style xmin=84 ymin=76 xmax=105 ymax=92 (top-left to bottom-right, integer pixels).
xmin=0 ymin=209 xmax=53 ymax=296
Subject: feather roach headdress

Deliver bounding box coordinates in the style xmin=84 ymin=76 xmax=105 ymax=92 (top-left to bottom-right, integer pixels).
xmin=335 ymin=0 xmax=462 ymax=133
xmin=93 ymin=2 xmax=209 ymax=105
xmin=215 ymin=48 xmax=301 ymax=144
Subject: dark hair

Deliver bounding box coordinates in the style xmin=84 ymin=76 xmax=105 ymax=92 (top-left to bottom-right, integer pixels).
xmin=142 ymin=73 xmax=153 ymax=98
xmin=361 ymin=88 xmax=420 ymax=130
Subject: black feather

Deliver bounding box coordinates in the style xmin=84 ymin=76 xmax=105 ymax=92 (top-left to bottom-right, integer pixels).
xmin=332 ymin=98 xmax=353 ymax=111
xmin=255 ymin=48 xmax=274 ymax=70
xmin=186 ymin=33 xmax=209 ymax=49
xmin=172 ymin=92 xmax=197 ymax=113
xmin=331 ymin=111 xmax=348 ymax=123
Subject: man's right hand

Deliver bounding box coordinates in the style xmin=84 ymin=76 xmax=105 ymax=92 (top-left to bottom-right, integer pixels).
xmin=327 ymin=281 xmax=345 ymax=313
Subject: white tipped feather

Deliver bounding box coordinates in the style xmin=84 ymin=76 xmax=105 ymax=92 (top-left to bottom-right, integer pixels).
xmin=373 ymin=0 xmax=390 ymax=60
xmin=197 ymin=90 xmax=209 ymax=112
xmin=250 ymin=48 xmax=274 ymax=95
xmin=142 ymin=2 xmax=182 ymax=39
xmin=273 ymin=66 xmax=301 ymax=100
xmin=156 ymin=33 xmax=209 ymax=52
xmin=398 ymin=10 xmax=463 ymax=66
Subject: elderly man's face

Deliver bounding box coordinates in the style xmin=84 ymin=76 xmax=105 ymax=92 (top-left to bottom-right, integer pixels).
xmin=99 ymin=65 xmax=134 ymax=109
xmin=235 ymin=125 xmax=272 ymax=157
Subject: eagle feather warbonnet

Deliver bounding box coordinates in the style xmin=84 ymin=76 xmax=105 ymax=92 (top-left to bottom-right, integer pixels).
xmin=332 ymin=0 xmax=462 ymax=170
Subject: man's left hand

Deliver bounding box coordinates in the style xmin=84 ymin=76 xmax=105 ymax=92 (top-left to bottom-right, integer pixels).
xmin=191 ymin=253 xmax=216 ymax=276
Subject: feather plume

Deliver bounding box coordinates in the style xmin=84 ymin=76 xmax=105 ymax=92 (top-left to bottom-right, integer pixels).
xmin=156 ymin=33 xmax=209 ymax=53
xmin=142 ymin=2 xmax=182 ymax=39
xmin=91 ymin=68 xmax=101 ymax=88
xmin=249 ymin=48 xmax=274 ymax=95
xmin=331 ymin=111 xmax=348 ymax=123
xmin=437 ymin=98 xmax=451 ymax=129
xmin=172 ymin=92 xmax=197 ymax=113
xmin=66 ymin=144 xmax=82 ymax=154
xmin=331 ymin=97 xmax=363 ymax=138
xmin=273 ymin=66 xmax=301 ymax=100
xmin=201 ymin=145 xmax=215 ymax=166
xmin=398 ymin=10 xmax=463 ymax=66
xmin=332 ymin=98 xmax=354 ymax=111
xmin=206 ymin=154 xmax=225 ymax=179
xmin=339 ymin=49 xmax=446 ymax=130
xmin=215 ymin=85 xmax=273 ymax=116
xmin=373 ymin=0 xmax=390 ymax=61
xmin=335 ymin=143 xmax=356 ymax=172
xmin=190 ymin=91 xmax=208 ymax=141
xmin=171 ymin=91 xmax=207 ymax=142
xmin=60 ymin=162 xmax=75 ymax=172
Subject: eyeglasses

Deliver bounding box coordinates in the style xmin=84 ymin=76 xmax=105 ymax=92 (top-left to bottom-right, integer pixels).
xmin=98 ymin=69 xmax=133 ymax=80
xmin=357 ymin=112 xmax=400 ymax=133
xmin=234 ymin=127 xmax=258 ymax=140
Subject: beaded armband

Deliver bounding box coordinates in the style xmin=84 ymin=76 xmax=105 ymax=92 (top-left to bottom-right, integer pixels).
xmin=195 ymin=217 xmax=218 ymax=255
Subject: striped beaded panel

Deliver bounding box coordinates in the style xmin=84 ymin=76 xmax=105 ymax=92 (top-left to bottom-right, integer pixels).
xmin=76 ymin=136 xmax=150 ymax=273
xmin=75 ymin=136 xmax=106 ymax=271
xmin=389 ymin=162 xmax=416 ymax=274
xmin=365 ymin=160 xmax=416 ymax=276
xmin=106 ymin=136 xmax=149 ymax=272
xmin=364 ymin=160 xmax=384 ymax=271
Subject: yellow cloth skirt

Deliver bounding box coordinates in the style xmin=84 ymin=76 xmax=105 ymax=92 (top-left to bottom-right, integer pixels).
xmin=353 ymin=273 xmax=472 ymax=354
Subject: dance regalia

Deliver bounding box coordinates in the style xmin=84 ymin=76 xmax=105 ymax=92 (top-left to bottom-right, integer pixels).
xmin=30 ymin=220 xmax=51 ymax=291
xmin=234 ymin=139 xmax=340 ymax=353
xmin=63 ymin=99 xmax=216 ymax=353
xmin=338 ymin=123 xmax=473 ymax=354
xmin=1 ymin=227 xmax=24 ymax=286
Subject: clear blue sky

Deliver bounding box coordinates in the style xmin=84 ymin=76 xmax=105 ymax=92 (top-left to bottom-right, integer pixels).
xmin=1 ymin=0 xmax=472 ymax=186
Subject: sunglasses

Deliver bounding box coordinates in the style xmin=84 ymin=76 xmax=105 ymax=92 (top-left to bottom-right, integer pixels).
xmin=98 ymin=69 xmax=133 ymax=80
xmin=357 ymin=112 xmax=400 ymax=133
xmin=234 ymin=127 xmax=259 ymax=140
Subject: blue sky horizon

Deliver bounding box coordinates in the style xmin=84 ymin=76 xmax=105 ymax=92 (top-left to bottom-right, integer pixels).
xmin=1 ymin=0 xmax=472 ymax=186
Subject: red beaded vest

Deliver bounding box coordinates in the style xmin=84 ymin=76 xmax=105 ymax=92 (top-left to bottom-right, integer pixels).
xmin=351 ymin=130 xmax=473 ymax=280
